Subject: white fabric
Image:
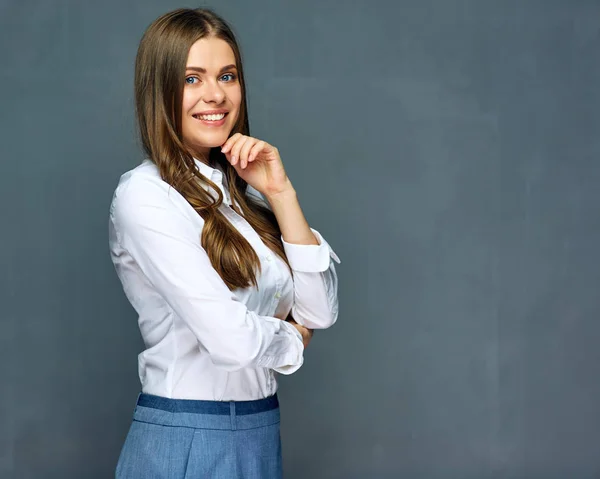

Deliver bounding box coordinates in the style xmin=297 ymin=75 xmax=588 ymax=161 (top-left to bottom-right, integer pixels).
xmin=108 ymin=158 xmax=340 ymax=400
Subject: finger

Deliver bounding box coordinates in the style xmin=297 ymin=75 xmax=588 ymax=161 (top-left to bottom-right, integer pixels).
xmin=230 ymin=135 xmax=250 ymax=167
xmin=247 ymin=141 xmax=266 ymax=164
xmin=221 ymin=133 xmax=242 ymax=154
xmin=239 ymin=137 xmax=257 ymax=169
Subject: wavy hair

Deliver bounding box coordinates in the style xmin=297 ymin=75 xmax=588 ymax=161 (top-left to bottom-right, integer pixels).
xmin=134 ymin=7 xmax=290 ymax=290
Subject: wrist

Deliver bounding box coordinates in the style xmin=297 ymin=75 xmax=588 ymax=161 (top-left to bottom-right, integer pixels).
xmin=264 ymin=179 xmax=295 ymax=201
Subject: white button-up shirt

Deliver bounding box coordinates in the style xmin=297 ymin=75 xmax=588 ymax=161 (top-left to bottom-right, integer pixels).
xmin=108 ymin=158 xmax=340 ymax=401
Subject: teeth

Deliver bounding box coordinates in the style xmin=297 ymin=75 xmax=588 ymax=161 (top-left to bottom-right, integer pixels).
xmin=196 ymin=113 xmax=225 ymax=121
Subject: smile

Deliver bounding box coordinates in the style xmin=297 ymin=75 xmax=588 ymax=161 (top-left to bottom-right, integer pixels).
xmin=193 ymin=113 xmax=227 ymax=121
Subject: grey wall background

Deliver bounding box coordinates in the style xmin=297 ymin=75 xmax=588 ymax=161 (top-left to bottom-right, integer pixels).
xmin=1 ymin=0 xmax=600 ymax=477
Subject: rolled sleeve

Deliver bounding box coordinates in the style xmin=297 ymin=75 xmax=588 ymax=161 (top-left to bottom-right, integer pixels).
xmin=282 ymin=228 xmax=341 ymax=273
xmin=260 ymin=320 xmax=305 ymax=375
xmin=281 ymin=228 xmax=341 ymax=330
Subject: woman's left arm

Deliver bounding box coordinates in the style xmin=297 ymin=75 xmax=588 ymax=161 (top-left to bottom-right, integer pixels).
xmin=266 ymin=185 xmax=341 ymax=329
xmin=221 ymin=133 xmax=341 ymax=329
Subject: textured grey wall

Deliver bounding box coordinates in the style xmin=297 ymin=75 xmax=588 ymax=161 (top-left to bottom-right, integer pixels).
xmin=1 ymin=1 xmax=600 ymax=478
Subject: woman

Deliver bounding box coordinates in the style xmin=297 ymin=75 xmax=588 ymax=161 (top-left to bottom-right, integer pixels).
xmin=108 ymin=7 xmax=340 ymax=479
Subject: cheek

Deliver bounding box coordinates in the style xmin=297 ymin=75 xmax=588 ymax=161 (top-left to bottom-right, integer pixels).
xmin=233 ymin=89 xmax=242 ymax=108
xmin=227 ymin=84 xmax=242 ymax=110
xmin=182 ymin=90 xmax=195 ymax=115
xmin=181 ymin=92 xmax=196 ymax=134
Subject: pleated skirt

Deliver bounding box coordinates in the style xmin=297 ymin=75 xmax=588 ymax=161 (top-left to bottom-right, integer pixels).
xmin=116 ymin=393 xmax=282 ymax=479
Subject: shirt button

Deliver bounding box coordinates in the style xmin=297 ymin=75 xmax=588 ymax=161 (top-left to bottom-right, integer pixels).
xmin=266 ymin=255 xmax=272 ymax=262
xmin=274 ymin=291 xmax=281 ymax=299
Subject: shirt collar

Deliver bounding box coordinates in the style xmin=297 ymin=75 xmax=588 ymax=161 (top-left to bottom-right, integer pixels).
xmin=193 ymin=158 xmax=231 ymax=206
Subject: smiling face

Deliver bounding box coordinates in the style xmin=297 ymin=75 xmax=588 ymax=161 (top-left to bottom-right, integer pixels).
xmin=181 ymin=36 xmax=242 ymax=161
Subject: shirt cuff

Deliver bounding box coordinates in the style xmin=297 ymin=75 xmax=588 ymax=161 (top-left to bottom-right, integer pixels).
xmin=281 ymin=228 xmax=341 ymax=273
xmin=269 ymin=320 xmax=305 ymax=375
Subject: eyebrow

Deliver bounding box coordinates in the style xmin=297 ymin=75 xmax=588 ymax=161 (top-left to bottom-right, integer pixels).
xmin=186 ymin=64 xmax=237 ymax=74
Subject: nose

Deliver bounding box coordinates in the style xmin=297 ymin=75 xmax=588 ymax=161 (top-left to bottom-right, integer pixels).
xmin=202 ymin=79 xmax=226 ymax=104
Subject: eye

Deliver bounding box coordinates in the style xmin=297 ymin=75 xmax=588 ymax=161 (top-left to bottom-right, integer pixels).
xmin=220 ymin=73 xmax=236 ymax=82
xmin=185 ymin=76 xmax=199 ymax=84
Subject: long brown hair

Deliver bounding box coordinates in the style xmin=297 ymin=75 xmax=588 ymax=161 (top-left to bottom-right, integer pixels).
xmin=134 ymin=7 xmax=290 ymax=290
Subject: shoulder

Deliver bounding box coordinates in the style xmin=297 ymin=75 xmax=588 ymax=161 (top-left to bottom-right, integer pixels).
xmin=110 ymin=159 xmax=185 ymax=223
xmin=112 ymin=159 xmax=178 ymax=203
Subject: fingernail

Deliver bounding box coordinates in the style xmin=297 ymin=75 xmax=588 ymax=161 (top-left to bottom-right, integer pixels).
xmin=231 ymin=155 xmax=236 ymax=164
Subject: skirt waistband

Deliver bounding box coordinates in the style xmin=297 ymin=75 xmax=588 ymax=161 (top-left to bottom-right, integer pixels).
xmin=137 ymin=393 xmax=279 ymax=415
xmin=133 ymin=393 xmax=280 ymax=430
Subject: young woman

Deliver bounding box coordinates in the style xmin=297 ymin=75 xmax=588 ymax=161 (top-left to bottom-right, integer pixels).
xmin=108 ymin=7 xmax=340 ymax=478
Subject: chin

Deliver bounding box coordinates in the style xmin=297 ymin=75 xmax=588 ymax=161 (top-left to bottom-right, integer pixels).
xmin=199 ymin=139 xmax=228 ymax=150
xmin=189 ymin=134 xmax=228 ymax=150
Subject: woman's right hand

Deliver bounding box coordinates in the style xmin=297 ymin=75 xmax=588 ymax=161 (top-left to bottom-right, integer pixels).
xmin=286 ymin=317 xmax=313 ymax=349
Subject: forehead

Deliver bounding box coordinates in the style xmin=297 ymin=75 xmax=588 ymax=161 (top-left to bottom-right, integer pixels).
xmin=186 ymin=37 xmax=236 ymax=69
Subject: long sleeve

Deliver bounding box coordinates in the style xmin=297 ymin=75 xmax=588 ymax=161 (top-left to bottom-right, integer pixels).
xmin=282 ymin=229 xmax=341 ymax=329
xmin=246 ymin=185 xmax=341 ymax=330
xmin=109 ymin=176 xmax=304 ymax=375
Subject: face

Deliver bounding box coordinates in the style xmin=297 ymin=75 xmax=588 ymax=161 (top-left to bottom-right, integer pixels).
xmin=181 ymin=36 xmax=242 ymax=161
